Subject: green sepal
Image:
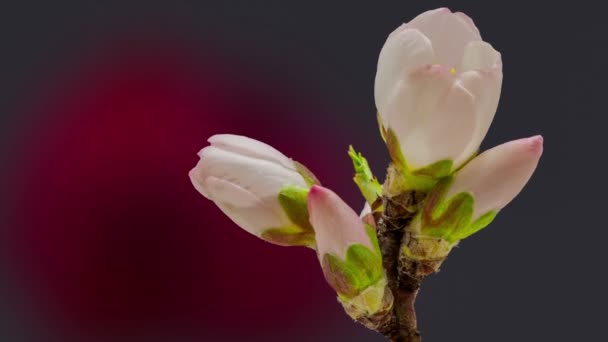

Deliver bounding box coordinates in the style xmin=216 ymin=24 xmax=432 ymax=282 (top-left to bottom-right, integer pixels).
xmin=413 ymin=159 xmax=453 ymax=179
xmin=348 ymin=145 xmax=383 ymax=205
xmin=377 ymin=112 xmax=387 ymax=142
xmin=449 ymin=210 xmax=498 ymax=241
xmin=294 ymin=161 xmax=320 ymax=187
xmin=278 ymin=185 xmax=313 ymax=232
xmin=365 ymin=224 xmax=381 ymax=254
xmin=261 ymin=226 xmax=315 ymax=248
xmin=321 ymin=242 xmax=383 ymax=299
xmin=385 ymin=128 xmax=453 ymax=192
xmin=419 ymin=177 xmax=499 ymax=242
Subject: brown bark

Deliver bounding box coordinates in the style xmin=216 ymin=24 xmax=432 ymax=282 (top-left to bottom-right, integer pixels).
xmin=375 ymin=191 xmax=423 ymax=342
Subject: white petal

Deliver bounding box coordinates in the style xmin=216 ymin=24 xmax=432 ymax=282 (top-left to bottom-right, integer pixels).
xmin=447 ymin=136 xmax=544 ymax=220
xmin=189 ymin=159 xmax=211 ymax=199
xmin=375 ymin=28 xmax=435 ymax=127
xmin=387 ymin=65 xmax=477 ymax=169
xmin=307 ymin=185 xmax=373 ymax=260
xmin=214 ymin=200 xmax=287 ymax=236
xmin=207 ymin=134 xmax=296 ymax=171
xmin=197 ymin=146 xmax=307 ymax=199
xmin=461 ymin=41 xmax=502 ymax=72
xmin=454 ymin=12 xmax=480 ymax=37
xmin=406 ymin=8 xmax=481 ymax=67
xmin=452 ymin=69 xmax=502 ymax=167
xmin=203 ymin=176 xmax=260 ymax=208
xmin=360 ymin=202 xmax=372 ymax=218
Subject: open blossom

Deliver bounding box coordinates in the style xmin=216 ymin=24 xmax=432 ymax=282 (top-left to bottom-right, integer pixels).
xmin=375 ymin=8 xmax=502 ymax=171
xmin=189 ymin=134 xmax=316 ymax=247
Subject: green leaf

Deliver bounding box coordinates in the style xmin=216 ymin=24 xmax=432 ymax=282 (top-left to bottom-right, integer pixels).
xmin=277 ymin=185 xmax=313 ymax=232
xmin=348 ymin=145 xmax=383 ymax=204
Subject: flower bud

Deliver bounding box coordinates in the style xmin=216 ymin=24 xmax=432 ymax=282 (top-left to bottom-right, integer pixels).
xmin=414 ymin=136 xmax=543 ymax=242
xmin=375 ymin=8 xmax=502 ymax=176
xmin=189 ymin=134 xmax=318 ymax=247
xmin=307 ymin=185 xmax=391 ymax=318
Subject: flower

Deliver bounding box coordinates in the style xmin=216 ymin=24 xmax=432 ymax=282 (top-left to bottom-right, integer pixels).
xmin=375 ymin=8 xmax=502 ymax=172
xmin=307 ymin=185 xmax=390 ymax=317
xmin=414 ymin=135 xmax=544 ymax=242
xmin=189 ymin=134 xmax=318 ymax=247
xmin=447 ymin=135 xmax=544 ymax=221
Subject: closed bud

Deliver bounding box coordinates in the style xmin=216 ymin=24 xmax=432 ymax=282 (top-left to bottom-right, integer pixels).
xmin=189 ymin=134 xmax=318 ymax=247
xmin=307 ymin=185 xmax=391 ymax=319
xmin=413 ymin=135 xmax=543 ymax=243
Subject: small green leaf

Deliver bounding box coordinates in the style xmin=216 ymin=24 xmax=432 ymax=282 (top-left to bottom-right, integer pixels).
xmin=278 ymin=185 xmax=313 ymax=232
xmin=348 ymin=146 xmax=383 ymax=204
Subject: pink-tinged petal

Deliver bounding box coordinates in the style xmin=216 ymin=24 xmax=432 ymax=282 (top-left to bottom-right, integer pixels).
xmin=307 ymin=185 xmax=373 ymax=259
xmin=406 ymin=8 xmax=481 ymax=67
xmin=203 ymin=176 xmax=260 ymax=208
xmin=214 ymin=199 xmax=287 ymax=237
xmin=454 ymin=12 xmax=480 ymax=37
xmin=454 ymin=69 xmax=503 ymax=166
xmin=460 ymin=41 xmax=502 ymax=72
xmin=375 ymin=28 xmax=435 ymax=126
xmin=448 ymin=136 xmax=544 ymax=219
xmin=387 ymin=65 xmax=477 ymax=169
xmin=189 ymin=160 xmax=210 ymax=199
xmin=196 ymin=145 xmax=307 ymax=199
xmin=207 ymin=134 xmax=296 ymax=171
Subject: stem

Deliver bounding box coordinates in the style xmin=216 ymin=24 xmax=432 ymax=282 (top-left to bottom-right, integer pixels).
xmin=394 ymin=274 xmax=421 ymax=342
xmin=376 ymin=191 xmax=422 ymax=342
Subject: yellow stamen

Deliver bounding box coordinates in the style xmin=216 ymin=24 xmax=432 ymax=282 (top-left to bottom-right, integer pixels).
xmin=450 ymin=67 xmax=456 ymax=74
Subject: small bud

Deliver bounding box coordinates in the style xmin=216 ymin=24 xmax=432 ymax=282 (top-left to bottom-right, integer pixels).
xmin=307 ymin=185 xmax=391 ymax=318
xmin=413 ymin=136 xmax=543 ymax=242
xmin=348 ymin=146 xmax=382 ymax=205
xmin=189 ymin=134 xmax=317 ymax=247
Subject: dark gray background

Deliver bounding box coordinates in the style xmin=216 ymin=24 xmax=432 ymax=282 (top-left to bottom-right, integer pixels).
xmin=0 ymin=1 xmax=605 ymax=341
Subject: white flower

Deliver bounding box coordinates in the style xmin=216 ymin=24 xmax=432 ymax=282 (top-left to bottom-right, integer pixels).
xmin=189 ymin=134 xmax=314 ymax=246
xmin=448 ymin=135 xmax=544 ymax=220
xmin=375 ymin=8 xmax=502 ymax=170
